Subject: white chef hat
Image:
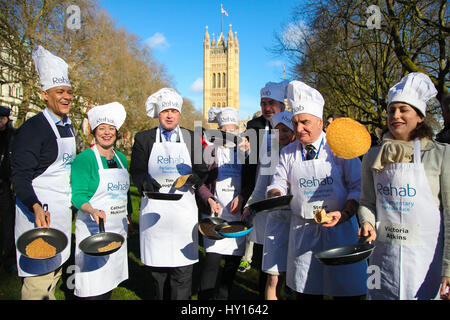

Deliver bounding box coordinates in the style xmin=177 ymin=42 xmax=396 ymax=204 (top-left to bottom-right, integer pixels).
xmin=287 ymin=80 xmax=325 ymax=119
xmin=32 ymin=45 xmax=71 ymax=91
xmin=388 ymin=72 xmax=437 ymax=116
xmin=145 ymin=88 xmax=183 ymax=118
xmin=88 ymin=102 xmax=126 ymax=131
xmin=270 ymin=110 xmax=293 ymax=131
xmin=208 ymin=106 xmax=239 ymax=127
xmin=260 ymin=80 xmax=289 ymax=103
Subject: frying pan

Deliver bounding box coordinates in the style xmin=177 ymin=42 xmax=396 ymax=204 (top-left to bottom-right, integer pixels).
xmin=144 ymin=191 xmax=183 ymax=201
xmin=204 ymin=129 xmax=243 ymax=148
xmin=214 ymin=221 xmax=253 ymax=238
xmin=16 ymin=204 xmax=68 ymax=260
xmin=198 ymin=216 xmax=226 ymax=240
xmin=315 ymin=236 xmax=375 ymax=266
xmin=79 ymin=218 xmax=125 ymax=256
xmin=248 ymin=195 xmax=293 ymax=214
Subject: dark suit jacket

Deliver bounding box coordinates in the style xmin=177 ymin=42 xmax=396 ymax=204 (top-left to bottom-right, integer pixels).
xmin=130 ymin=126 xmax=208 ymax=195
xmin=240 ymin=115 xmax=271 ymax=201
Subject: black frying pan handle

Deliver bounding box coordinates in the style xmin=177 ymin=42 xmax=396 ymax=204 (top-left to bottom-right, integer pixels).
xmin=358 ymin=235 xmax=370 ymax=244
xmin=42 ymin=203 xmax=50 ymax=227
xmin=99 ymin=218 xmax=105 ymax=233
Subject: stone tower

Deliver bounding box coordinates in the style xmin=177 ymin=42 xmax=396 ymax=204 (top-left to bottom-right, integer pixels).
xmin=203 ymin=24 xmax=239 ymax=129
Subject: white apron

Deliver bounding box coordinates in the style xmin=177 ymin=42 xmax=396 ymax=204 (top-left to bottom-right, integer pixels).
xmin=286 ymin=141 xmax=367 ymax=296
xmin=139 ymin=128 xmax=198 ymax=267
xmin=250 ymin=123 xmax=271 ymax=244
xmin=368 ymin=140 xmax=443 ymax=300
xmin=202 ymin=147 xmax=245 ymax=256
xmin=262 ymin=208 xmax=290 ymax=273
xmin=74 ymin=146 xmax=129 ymax=297
xmin=15 ymin=109 xmax=76 ymax=277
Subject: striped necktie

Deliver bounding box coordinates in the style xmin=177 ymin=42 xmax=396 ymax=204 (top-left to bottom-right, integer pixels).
xmin=305 ymin=144 xmax=316 ymax=160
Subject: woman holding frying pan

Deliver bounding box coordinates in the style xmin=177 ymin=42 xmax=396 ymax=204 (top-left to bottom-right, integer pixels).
xmin=70 ymin=102 xmax=131 ymax=299
xmin=196 ymin=107 xmax=248 ymax=300
xmin=358 ymin=73 xmax=450 ymax=300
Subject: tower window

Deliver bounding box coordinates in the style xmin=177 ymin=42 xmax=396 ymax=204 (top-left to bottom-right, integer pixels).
xmin=212 ymin=73 xmax=216 ymax=88
xmin=218 ymin=74 xmax=221 ymax=88
xmin=223 ymin=73 xmax=226 ymax=88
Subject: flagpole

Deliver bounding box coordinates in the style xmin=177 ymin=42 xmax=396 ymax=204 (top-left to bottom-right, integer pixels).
xmin=220 ymin=3 xmax=223 ymax=35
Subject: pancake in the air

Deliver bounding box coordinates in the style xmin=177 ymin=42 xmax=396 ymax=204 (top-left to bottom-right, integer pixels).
xmin=326 ymin=118 xmax=371 ymax=159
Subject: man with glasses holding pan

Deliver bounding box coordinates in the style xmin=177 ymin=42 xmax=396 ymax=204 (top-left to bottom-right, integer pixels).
xmin=11 ymin=46 xmax=76 ymax=300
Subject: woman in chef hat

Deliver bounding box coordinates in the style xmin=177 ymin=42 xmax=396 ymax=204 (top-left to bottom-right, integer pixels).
xmin=71 ymin=102 xmax=131 ymax=299
xmin=358 ymin=72 xmax=450 ymax=300
xmin=196 ymin=106 xmax=248 ymax=300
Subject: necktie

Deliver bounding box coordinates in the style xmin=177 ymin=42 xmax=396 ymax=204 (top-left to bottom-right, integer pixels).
xmin=162 ymin=130 xmax=173 ymax=142
xmin=57 ymin=123 xmax=73 ymax=137
xmin=305 ymin=144 xmax=316 ymax=160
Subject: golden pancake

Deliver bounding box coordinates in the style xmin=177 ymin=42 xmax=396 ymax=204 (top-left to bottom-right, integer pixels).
xmin=25 ymin=237 xmax=57 ymax=259
xmin=97 ymin=241 xmax=122 ymax=252
xmin=326 ymin=118 xmax=371 ymax=159
xmin=314 ymin=209 xmax=332 ymax=224
xmin=174 ymin=174 xmax=193 ymax=189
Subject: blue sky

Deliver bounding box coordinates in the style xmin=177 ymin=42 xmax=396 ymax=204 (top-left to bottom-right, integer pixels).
xmin=98 ymin=0 xmax=303 ymax=121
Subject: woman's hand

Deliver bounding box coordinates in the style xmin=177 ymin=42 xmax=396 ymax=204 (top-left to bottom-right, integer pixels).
xmin=321 ymin=211 xmax=341 ymax=228
xmin=90 ymin=209 xmax=106 ymax=225
xmin=241 ymin=207 xmax=254 ymax=223
xmin=208 ymin=198 xmax=221 ymax=216
xmin=230 ymin=195 xmax=244 ymax=215
xmin=357 ymin=221 xmax=377 ymax=242
xmin=440 ymin=277 xmax=450 ymax=300
xmin=81 ymin=202 xmax=106 ymax=224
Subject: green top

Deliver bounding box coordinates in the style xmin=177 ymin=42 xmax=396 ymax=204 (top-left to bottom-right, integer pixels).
xmin=70 ymin=147 xmax=132 ymax=214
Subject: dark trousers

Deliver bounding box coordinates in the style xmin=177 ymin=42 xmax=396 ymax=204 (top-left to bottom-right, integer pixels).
xmin=0 ymin=184 xmax=15 ymax=269
xmin=198 ymin=252 xmax=241 ymax=300
xmin=149 ymin=265 xmax=194 ymax=300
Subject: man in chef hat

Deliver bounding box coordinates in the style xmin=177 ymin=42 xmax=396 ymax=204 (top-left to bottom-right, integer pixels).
xmin=12 ymin=46 xmax=76 ymax=299
xmin=130 ymin=87 xmax=208 ymax=300
xmin=266 ymin=80 xmax=367 ymax=300
xmin=238 ymin=80 xmax=288 ymax=298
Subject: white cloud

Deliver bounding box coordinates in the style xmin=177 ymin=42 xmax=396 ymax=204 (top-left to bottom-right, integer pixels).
xmin=282 ymin=20 xmax=309 ymax=50
xmin=144 ymin=32 xmax=170 ymax=51
xmin=189 ymin=77 xmax=203 ymax=93
xmin=267 ymin=60 xmax=283 ymax=67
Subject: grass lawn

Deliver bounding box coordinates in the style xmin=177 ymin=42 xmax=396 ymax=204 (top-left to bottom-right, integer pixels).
xmin=0 ymin=184 xmax=262 ymax=300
